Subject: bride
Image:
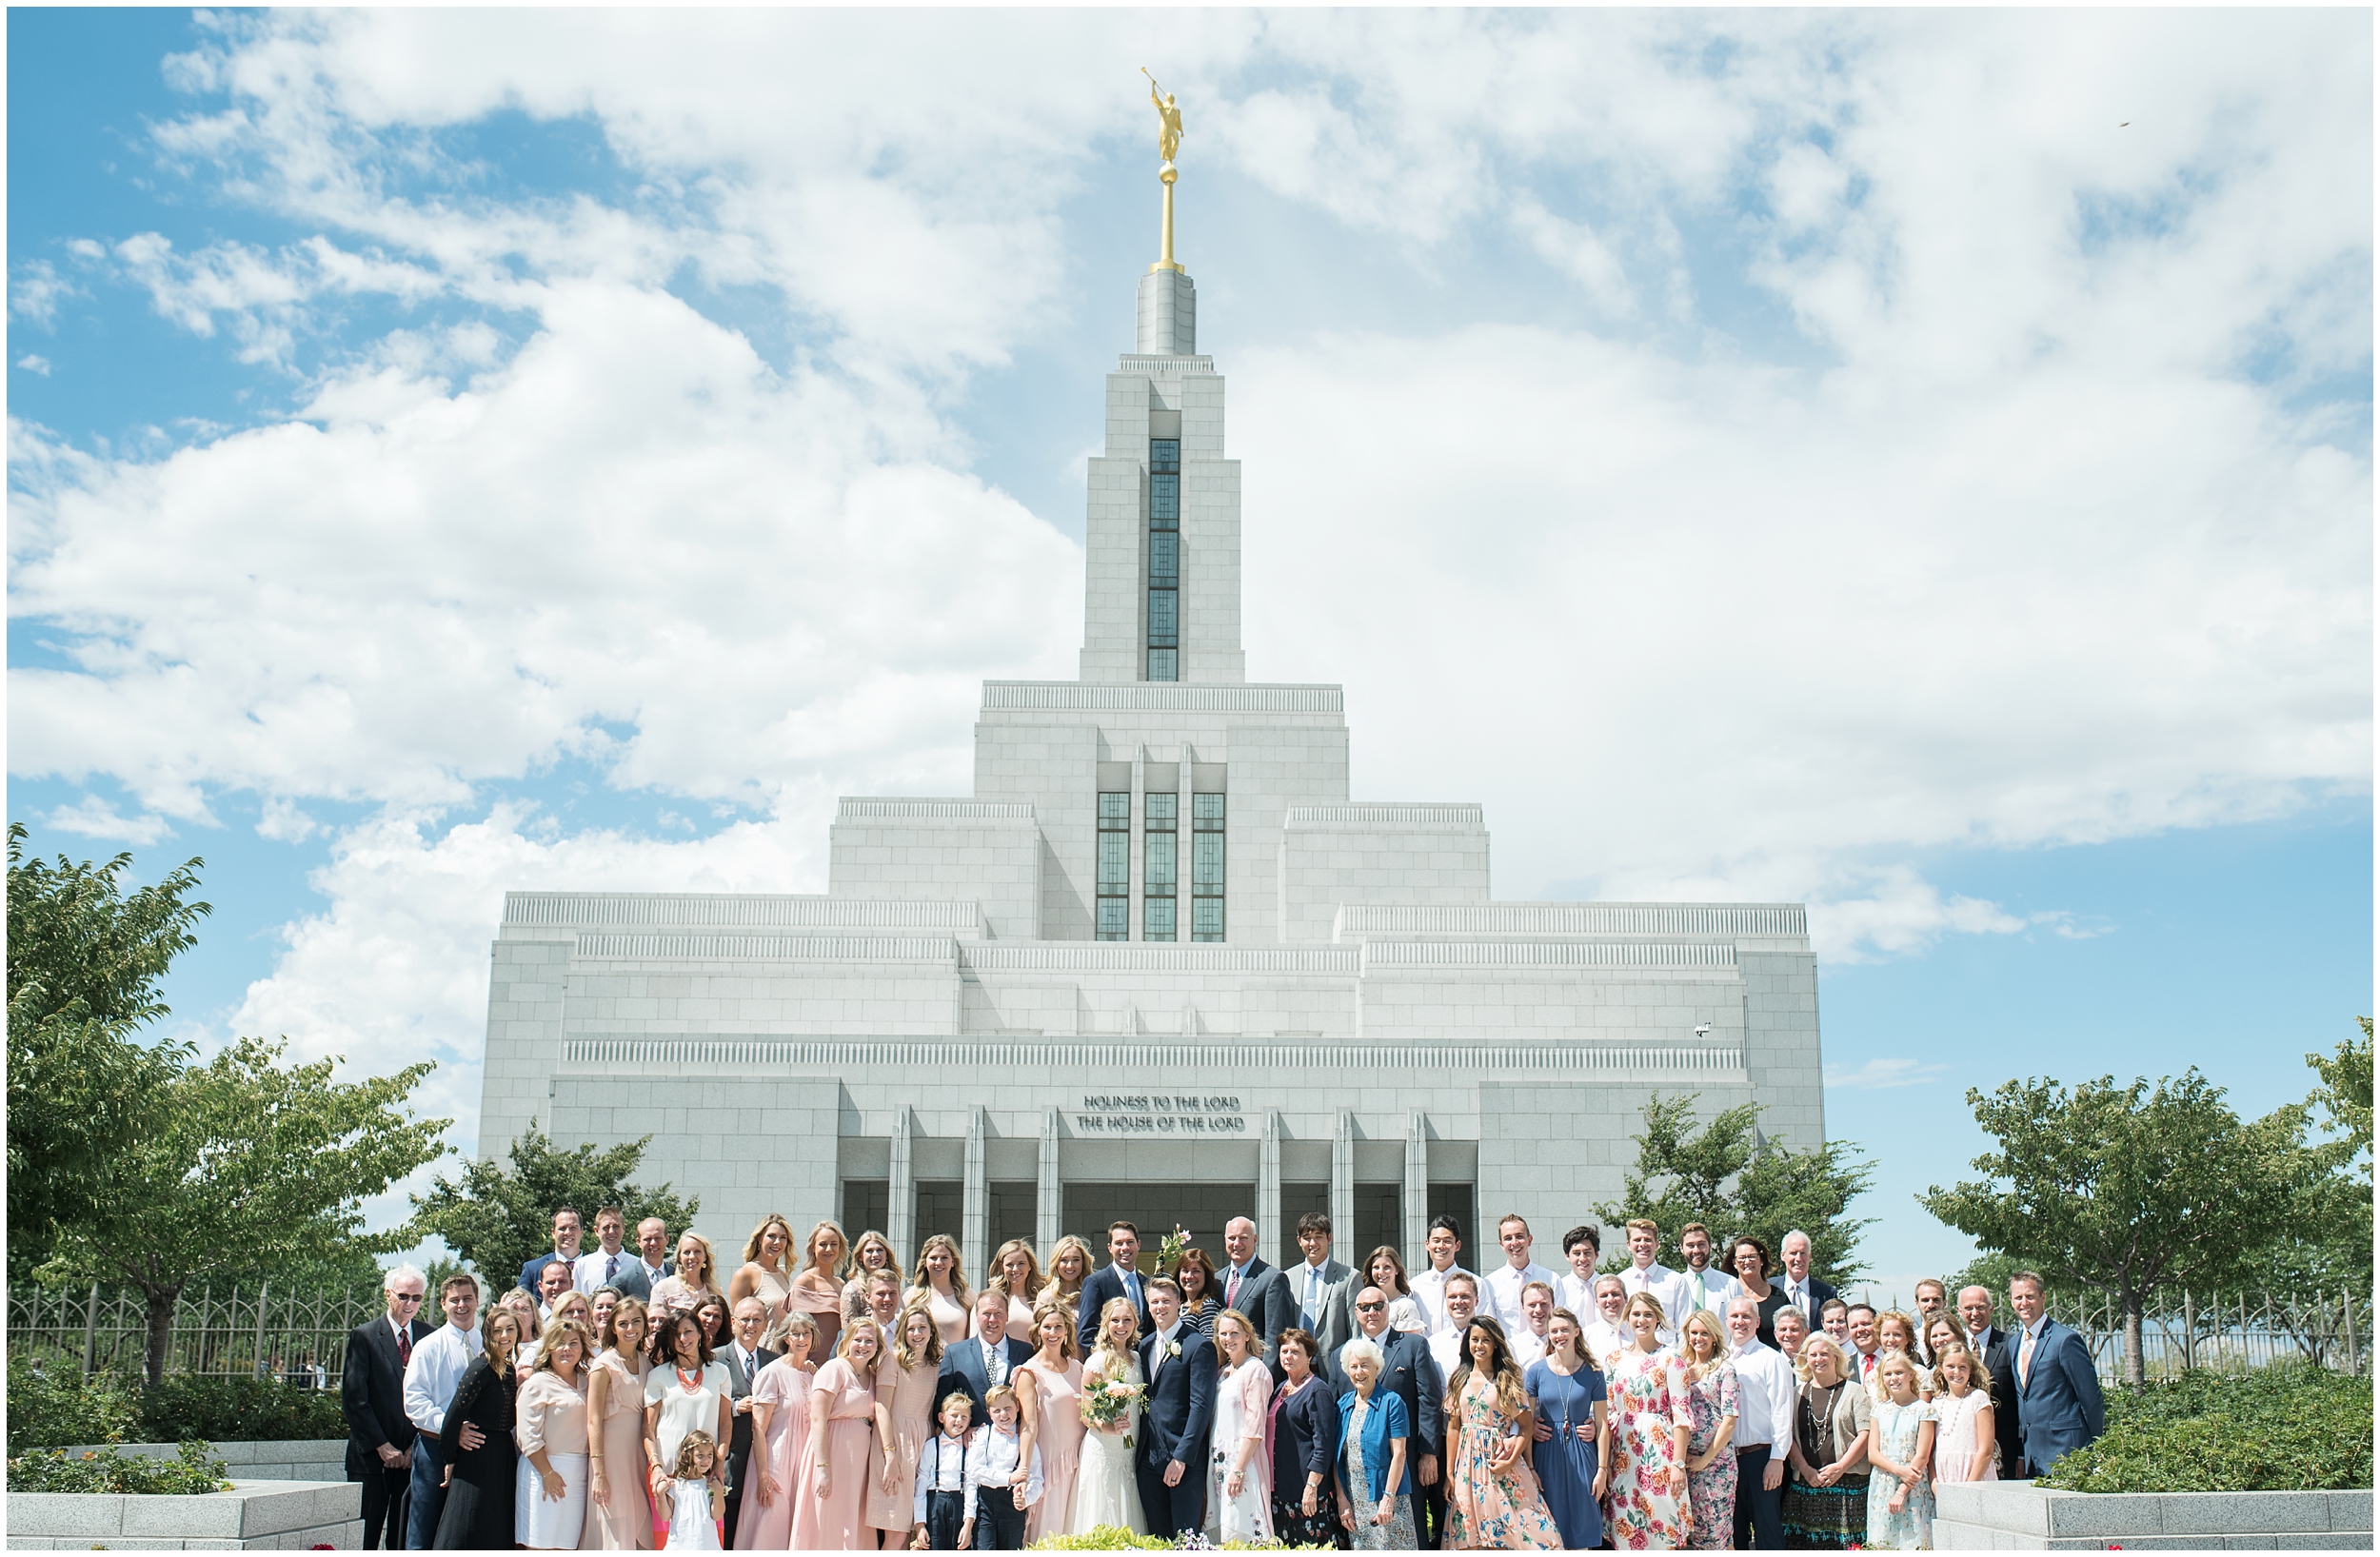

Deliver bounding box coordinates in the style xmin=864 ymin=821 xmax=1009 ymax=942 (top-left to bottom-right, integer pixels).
xmin=1069 ymin=1295 xmax=1148 ymax=1533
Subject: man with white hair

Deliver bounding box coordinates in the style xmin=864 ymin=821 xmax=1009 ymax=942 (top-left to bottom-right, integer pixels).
xmin=1773 ymin=1229 xmax=1838 ymax=1328
xmin=341 ymin=1265 xmax=433 ymax=1548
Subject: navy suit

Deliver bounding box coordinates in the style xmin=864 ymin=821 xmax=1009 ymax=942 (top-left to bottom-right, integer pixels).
xmin=519 ymin=1250 xmax=575 ymax=1296
xmin=937 ymin=1333 xmax=1039 ymax=1430
xmin=2015 ymin=1319 xmax=2104 ymax=1473
xmin=1076 ymin=1264 xmax=1154 ymax=1355
xmin=1135 ymin=1326 xmax=1217 ymax=1539
xmin=340 ymin=1313 xmax=433 ymax=1548
xmin=1775 ymin=1274 xmax=1838 ymax=1330
xmin=1329 ymin=1330 xmax=1444 ymax=1458
xmin=1973 ymin=1327 xmax=2025 ymax=1480
xmin=605 ymin=1260 xmax=665 ymax=1303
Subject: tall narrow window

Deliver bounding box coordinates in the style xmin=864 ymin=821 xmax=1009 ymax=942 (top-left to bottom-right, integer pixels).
xmin=1192 ymin=792 xmax=1225 ymax=942
xmin=1142 ymin=792 xmax=1178 ymax=942
xmin=1147 ymin=438 xmax=1180 ymax=682
xmin=1096 ymin=792 xmax=1130 ymax=941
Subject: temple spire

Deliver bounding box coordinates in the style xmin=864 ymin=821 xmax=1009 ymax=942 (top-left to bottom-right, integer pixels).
xmin=1143 ymin=69 xmax=1185 ymax=275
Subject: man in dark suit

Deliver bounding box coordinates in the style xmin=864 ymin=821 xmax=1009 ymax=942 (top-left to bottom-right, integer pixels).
xmin=518 ymin=1206 xmax=584 ymax=1294
xmin=1331 ymin=1288 xmax=1446 ymax=1548
xmin=341 ymin=1266 xmax=435 ymax=1549
xmin=1958 ymin=1284 xmax=2025 ymax=1481
xmin=2009 ymin=1272 xmax=2105 ymax=1474
xmin=1135 ymin=1277 xmax=1217 ymax=1540
xmin=1774 ymin=1230 xmax=1838 ymax=1332
xmin=941 ymin=1289 xmax=1039 ymax=1429
xmin=1217 ymin=1216 xmax=1294 ymax=1360
xmin=720 ymin=1297 xmax=779 ymax=1547
xmin=1076 ymin=1221 xmax=1154 ymax=1356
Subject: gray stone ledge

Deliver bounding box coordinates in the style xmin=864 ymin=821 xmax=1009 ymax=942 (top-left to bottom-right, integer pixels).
xmin=1934 ymin=1483 xmax=2375 ymax=1550
xmin=8 ymin=1480 xmax=361 ymax=1547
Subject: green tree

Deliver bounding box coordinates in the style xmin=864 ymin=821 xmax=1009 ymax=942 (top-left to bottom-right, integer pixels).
xmin=44 ymin=1037 xmax=451 ymax=1385
xmin=6 ymin=823 xmax=208 ymax=1273
xmin=1594 ymin=1093 xmax=1875 ymax=1287
xmin=2307 ymin=1016 xmax=2373 ymax=1173
xmin=1920 ymin=1070 xmax=2325 ymax=1388
xmin=411 ymin=1121 xmax=699 ymax=1291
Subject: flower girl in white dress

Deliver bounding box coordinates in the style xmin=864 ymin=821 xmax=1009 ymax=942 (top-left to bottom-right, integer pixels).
xmin=1068 ymin=1296 xmax=1149 ymax=1534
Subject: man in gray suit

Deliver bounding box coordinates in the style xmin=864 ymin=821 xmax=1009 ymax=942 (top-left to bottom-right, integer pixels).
xmin=1286 ymin=1211 xmax=1357 ymax=1361
xmin=720 ymin=1297 xmax=779 ymax=1547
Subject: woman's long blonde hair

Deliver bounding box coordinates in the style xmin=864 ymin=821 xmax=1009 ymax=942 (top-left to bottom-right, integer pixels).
xmin=673 ymin=1232 xmax=724 ymax=1297
xmin=1086 ymin=1295 xmax=1140 ymax=1375
xmin=847 ymin=1230 xmax=902 ymax=1287
xmin=910 ymin=1233 xmax=971 ymax=1304
xmin=802 ymin=1220 xmax=850 ymax=1282
xmin=744 ymin=1213 xmax=796 ymax=1270
xmin=988 ymin=1239 xmax=1043 ymax=1302
xmin=1041 ymin=1235 xmax=1094 ymax=1301
xmin=1680 ymin=1309 xmax=1728 ymax=1384
xmin=891 ymin=1300 xmax=945 ymax=1371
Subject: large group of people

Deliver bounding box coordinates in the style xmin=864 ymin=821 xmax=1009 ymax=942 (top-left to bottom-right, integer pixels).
xmin=342 ymin=1203 xmax=2106 ymax=1551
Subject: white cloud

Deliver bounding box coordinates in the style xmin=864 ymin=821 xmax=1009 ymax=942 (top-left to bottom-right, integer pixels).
xmin=17 ymin=355 xmax=51 ymax=376
xmin=255 ymin=796 xmax=320 ymax=842
xmin=10 ymin=261 xmax=82 ymax=326
xmin=6 ymin=10 xmax=2368 ymax=1114
xmin=41 ymin=796 xmax=177 ymax=846
xmin=1825 ymin=1057 xmax=1953 ymax=1091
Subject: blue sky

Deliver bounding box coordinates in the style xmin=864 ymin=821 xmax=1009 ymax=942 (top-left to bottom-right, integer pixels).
xmin=10 ymin=9 xmax=2370 ymax=1297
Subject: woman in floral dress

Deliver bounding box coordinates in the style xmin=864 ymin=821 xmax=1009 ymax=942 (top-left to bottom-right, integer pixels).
xmin=1443 ymin=1317 xmax=1562 ymax=1551
xmin=1677 ymin=1310 xmax=1738 ymax=1550
xmin=1605 ymin=1293 xmax=1694 ymax=1549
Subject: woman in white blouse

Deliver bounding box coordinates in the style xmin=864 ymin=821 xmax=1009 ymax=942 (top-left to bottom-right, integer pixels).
xmin=516 ymin=1316 xmax=595 ymax=1550
xmin=642 ymin=1309 xmax=733 ymax=1512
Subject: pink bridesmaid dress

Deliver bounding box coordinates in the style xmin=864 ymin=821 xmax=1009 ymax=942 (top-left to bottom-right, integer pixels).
xmin=789 ymin=1357 xmax=877 ymax=1550
xmin=1021 ymin=1357 xmax=1085 ymax=1545
xmin=733 ymin=1359 xmax=812 ymax=1549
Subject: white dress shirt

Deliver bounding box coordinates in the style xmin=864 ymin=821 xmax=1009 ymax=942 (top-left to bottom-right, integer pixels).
xmin=1149 ymin=1321 xmax=1183 ymax=1381
xmin=1775 ymin=1276 xmax=1820 ymax=1323
xmin=1407 ymin=1265 xmax=1475 ymax=1335
xmin=1295 ymin=1261 xmax=1334 ymax=1328
xmin=401 ymin=1321 xmax=480 ymax=1435
xmin=1427 ymin=1328 xmax=1465 ymax=1383
xmin=1579 ymin=1318 xmax=1630 ymax=1375
xmin=981 ymin=1335 xmax=1011 ymax=1388
xmin=963 ymin=1423 xmax=1043 ymax=1507
xmin=1676 ymin=1264 xmax=1732 ymax=1321
xmin=1728 ymin=1339 xmax=1795 ymax=1460
xmin=1553 ymin=1271 xmax=1603 ymax=1321
xmin=573 ymin=1246 xmax=632 ymax=1294
xmin=1508 ymin=1327 xmax=1548 ymax=1370
xmin=912 ymin=1429 xmax=972 ymax=1523
xmin=1480 ymin=1261 xmax=1557 ymax=1335
xmin=1618 ymin=1262 xmax=1696 ymax=1345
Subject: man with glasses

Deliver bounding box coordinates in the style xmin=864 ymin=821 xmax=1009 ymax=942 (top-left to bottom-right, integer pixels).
xmin=1333 ymin=1287 xmax=1446 ymax=1548
xmin=341 ymin=1265 xmax=434 ymax=1548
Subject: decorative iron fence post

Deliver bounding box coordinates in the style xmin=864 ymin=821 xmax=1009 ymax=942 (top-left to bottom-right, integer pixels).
xmin=81 ymin=1281 xmax=101 ymax=1375
xmin=2181 ymin=1290 xmax=2194 ymax=1371
xmin=2347 ymin=1290 xmax=2359 ymax=1376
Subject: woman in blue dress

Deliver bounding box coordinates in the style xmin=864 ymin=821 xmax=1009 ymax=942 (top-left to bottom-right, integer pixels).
xmin=1524 ymin=1308 xmax=1609 ymax=1548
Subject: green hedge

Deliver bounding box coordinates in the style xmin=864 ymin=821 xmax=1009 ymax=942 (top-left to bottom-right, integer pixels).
xmin=7 ymin=1442 xmax=232 ymax=1495
xmin=2039 ymin=1361 xmax=2373 ymax=1493
xmin=6 ymin=1356 xmax=347 ymax=1449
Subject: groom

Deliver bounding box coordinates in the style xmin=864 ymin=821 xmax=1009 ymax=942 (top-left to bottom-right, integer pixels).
xmin=1134 ymin=1276 xmax=1216 ymax=1540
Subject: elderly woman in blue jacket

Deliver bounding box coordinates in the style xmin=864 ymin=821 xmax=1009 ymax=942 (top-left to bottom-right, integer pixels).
xmin=1333 ymin=1335 xmax=1416 ymax=1550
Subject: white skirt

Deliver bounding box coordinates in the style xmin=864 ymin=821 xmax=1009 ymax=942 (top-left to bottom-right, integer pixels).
xmin=516 ymin=1450 xmax=590 ymax=1548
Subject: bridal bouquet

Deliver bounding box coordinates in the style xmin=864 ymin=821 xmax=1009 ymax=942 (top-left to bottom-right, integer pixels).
xmin=1155 ymin=1223 xmax=1191 ymax=1271
xmin=1081 ymin=1373 xmax=1146 ymax=1448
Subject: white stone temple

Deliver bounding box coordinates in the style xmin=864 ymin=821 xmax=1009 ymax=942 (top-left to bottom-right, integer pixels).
xmin=476 ymin=243 xmax=1825 ymax=1274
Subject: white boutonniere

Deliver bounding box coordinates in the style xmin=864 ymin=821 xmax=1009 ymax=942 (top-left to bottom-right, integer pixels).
xmin=1166 ymin=1340 xmax=1182 ymax=1359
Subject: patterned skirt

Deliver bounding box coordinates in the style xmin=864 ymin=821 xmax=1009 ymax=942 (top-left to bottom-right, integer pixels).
xmin=1273 ymin=1488 xmax=1350 ymax=1550
xmin=1781 ymin=1472 xmax=1870 ymax=1549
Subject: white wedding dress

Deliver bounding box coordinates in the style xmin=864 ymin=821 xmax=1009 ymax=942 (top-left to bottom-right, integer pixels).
xmin=1068 ymin=1355 xmax=1149 ymax=1534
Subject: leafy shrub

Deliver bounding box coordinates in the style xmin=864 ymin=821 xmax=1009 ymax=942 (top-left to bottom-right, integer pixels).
xmin=6 ymin=1354 xmax=142 ymax=1448
xmin=6 ymin=1441 xmax=232 ymax=1495
xmin=2039 ymin=1361 xmax=2373 ymax=1493
xmin=136 ymin=1375 xmax=349 ymax=1443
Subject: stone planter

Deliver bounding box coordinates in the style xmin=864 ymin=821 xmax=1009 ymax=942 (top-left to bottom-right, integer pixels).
xmin=1934 ymin=1479 xmax=2375 ymax=1550
xmin=53 ymin=1439 xmax=347 ymax=1484
xmin=6 ymin=1478 xmax=362 ymax=1549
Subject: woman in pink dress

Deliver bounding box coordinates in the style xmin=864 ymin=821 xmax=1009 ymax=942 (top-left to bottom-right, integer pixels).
xmin=863 ymin=1306 xmax=943 ymax=1544
xmin=734 ymin=1312 xmax=817 ymax=1549
xmin=785 ymin=1220 xmax=847 ymax=1365
xmin=792 ymin=1317 xmax=889 ymax=1550
xmin=1016 ymin=1302 xmax=1085 ymax=1544
xmin=987 ymin=1240 xmax=1046 ymax=1346
xmin=585 ymin=1297 xmax=654 ymax=1549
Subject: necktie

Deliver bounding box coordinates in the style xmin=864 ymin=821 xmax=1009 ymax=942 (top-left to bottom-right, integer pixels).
xmin=2018 ymin=1327 xmax=2036 ymax=1388
xmin=986 ymin=1341 xmax=1004 ymax=1386
xmin=1303 ymin=1268 xmax=1320 ymax=1329
xmin=1124 ymin=1271 xmax=1139 ymax=1313
xmin=1227 ymin=1266 xmax=1243 ymax=1309
xmin=605 ymin=1253 xmax=619 ymax=1283
xmin=395 ymin=1324 xmax=412 ymax=1369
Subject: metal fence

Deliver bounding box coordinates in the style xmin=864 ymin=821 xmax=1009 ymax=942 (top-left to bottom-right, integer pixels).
xmin=8 ymin=1281 xmax=388 ymax=1385
xmin=2047 ymin=1286 xmax=2370 ymax=1383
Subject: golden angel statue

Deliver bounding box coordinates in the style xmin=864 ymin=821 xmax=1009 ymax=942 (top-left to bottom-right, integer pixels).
xmin=1143 ymin=69 xmax=1183 ymax=165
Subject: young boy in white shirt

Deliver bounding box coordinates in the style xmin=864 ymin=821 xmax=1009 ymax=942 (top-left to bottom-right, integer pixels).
xmin=962 ymin=1385 xmax=1042 ymax=1550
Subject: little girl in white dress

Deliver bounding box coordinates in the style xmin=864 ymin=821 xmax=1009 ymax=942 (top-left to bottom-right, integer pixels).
xmin=664 ymin=1430 xmax=725 ymax=1550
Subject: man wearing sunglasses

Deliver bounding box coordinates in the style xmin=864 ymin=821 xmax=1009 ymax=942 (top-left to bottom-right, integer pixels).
xmin=341 ymin=1265 xmax=435 ymax=1548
